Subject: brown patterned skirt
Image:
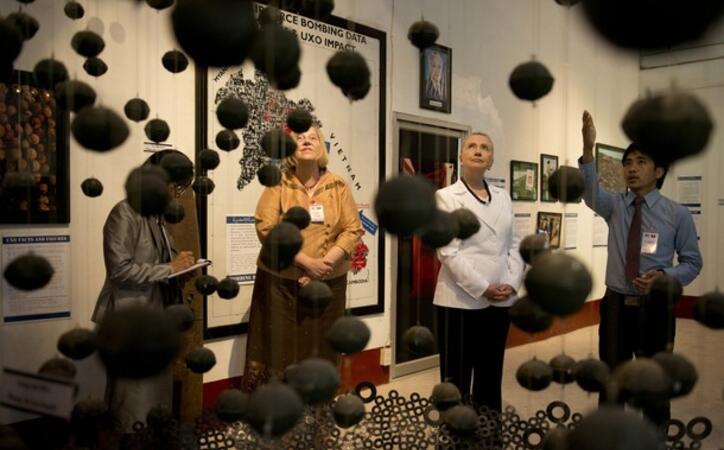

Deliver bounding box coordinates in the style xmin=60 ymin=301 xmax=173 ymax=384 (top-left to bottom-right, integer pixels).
xmin=241 ymin=268 xmax=347 ymax=393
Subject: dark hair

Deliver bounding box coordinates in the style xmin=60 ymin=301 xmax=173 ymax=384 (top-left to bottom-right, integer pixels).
xmin=143 ymin=150 xmax=194 ymax=186
xmin=621 ymin=142 xmax=668 ymax=189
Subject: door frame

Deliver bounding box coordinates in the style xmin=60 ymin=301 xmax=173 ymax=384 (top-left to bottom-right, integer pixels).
xmin=389 ymin=112 xmax=470 ymax=380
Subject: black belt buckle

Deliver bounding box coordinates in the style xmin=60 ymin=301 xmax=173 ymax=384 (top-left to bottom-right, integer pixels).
xmin=623 ymin=295 xmax=642 ymax=307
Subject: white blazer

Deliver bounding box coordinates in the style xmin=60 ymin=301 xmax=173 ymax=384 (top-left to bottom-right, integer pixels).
xmin=433 ymin=179 xmax=525 ymax=309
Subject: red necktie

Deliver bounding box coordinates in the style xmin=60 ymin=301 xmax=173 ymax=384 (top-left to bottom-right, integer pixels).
xmin=625 ymin=196 xmax=644 ymax=282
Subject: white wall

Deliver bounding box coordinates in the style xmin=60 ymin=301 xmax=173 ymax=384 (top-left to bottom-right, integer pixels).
xmin=0 ymin=0 xmax=643 ymax=405
xmin=0 ymin=0 xmax=195 ymax=423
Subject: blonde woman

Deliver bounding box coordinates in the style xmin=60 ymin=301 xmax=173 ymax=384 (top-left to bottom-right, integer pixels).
xmin=241 ymin=127 xmax=363 ymax=392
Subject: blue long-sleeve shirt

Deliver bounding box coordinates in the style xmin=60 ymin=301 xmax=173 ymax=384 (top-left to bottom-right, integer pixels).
xmin=579 ymin=158 xmax=702 ymax=295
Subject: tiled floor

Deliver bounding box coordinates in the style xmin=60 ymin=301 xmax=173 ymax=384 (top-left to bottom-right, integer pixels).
xmin=379 ymin=320 xmax=724 ymax=450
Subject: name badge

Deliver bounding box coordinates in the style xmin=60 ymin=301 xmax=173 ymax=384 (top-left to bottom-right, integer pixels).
xmin=310 ymin=204 xmax=325 ymax=223
xmin=641 ymin=232 xmax=658 ymax=254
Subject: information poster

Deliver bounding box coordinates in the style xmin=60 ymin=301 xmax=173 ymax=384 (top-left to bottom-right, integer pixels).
xmin=1 ymin=235 xmax=70 ymax=323
xmin=513 ymin=213 xmax=533 ymax=242
xmin=225 ymin=216 xmax=260 ymax=284
xmin=564 ymin=213 xmax=578 ymax=250
xmin=592 ymin=214 xmax=608 ymax=247
xmin=202 ymin=3 xmax=386 ymax=336
xmin=677 ymin=176 xmax=702 ymax=206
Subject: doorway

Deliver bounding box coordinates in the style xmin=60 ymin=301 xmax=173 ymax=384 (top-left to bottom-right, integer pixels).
xmin=390 ymin=113 xmax=469 ymax=379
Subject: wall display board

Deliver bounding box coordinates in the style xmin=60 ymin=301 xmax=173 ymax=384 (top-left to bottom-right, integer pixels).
xmin=0 ymin=71 xmax=70 ymax=224
xmin=1 ymin=235 xmax=71 ymax=322
xmin=595 ymin=143 xmax=626 ymax=193
xmin=197 ymin=3 xmax=387 ymax=339
xmin=510 ymin=160 xmax=538 ymax=201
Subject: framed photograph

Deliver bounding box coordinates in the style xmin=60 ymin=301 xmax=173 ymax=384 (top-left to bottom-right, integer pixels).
xmin=0 ymin=71 xmax=70 ymax=224
xmin=420 ymin=44 xmax=452 ymax=113
xmin=537 ymin=212 xmax=562 ymax=249
xmin=198 ymin=4 xmax=387 ymax=339
xmin=540 ymin=154 xmax=559 ymax=202
xmin=595 ymin=143 xmax=626 ymax=193
xmin=510 ymin=160 xmax=538 ymax=201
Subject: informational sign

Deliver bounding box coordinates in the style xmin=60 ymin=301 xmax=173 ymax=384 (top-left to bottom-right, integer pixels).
xmin=592 ymin=214 xmax=608 ymax=247
xmin=0 ymin=367 xmax=76 ymax=419
xmin=677 ymin=176 xmax=702 ymax=207
xmin=564 ymin=213 xmax=578 ymax=250
xmin=2 ymin=235 xmax=71 ymax=323
xmin=689 ymin=209 xmax=702 ymax=240
xmin=202 ymin=4 xmax=386 ymax=335
xmin=513 ymin=213 xmax=533 ymax=242
xmin=225 ymin=216 xmax=260 ymax=284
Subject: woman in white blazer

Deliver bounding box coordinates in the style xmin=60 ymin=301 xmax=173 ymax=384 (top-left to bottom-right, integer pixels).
xmin=434 ymin=132 xmax=525 ymax=414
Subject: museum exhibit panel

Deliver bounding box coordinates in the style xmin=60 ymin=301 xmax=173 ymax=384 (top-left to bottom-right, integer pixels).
xmin=0 ymin=0 xmax=722 ymax=449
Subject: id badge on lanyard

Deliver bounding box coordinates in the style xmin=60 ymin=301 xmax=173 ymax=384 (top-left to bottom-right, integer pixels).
xmin=641 ymin=232 xmax=659 ymax=254
xmin=310 ymin=203 xmax=325 ymax=223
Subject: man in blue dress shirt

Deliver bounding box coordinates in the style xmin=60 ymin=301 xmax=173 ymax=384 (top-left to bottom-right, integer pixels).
xmin=578 ymin=110 xmax=702 ymax=426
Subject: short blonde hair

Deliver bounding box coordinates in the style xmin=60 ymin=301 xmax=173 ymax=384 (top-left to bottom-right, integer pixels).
xmin=283 ymin=126 xmax=329 ymax=171
xmin=462 ymin=131 xmax=494 ymax=151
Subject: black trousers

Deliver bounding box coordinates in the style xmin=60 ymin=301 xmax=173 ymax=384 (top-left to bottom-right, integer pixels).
xmin=435 ymin=305 xmax=510 ymax=413
xmin=598 ymin=288 xmax=676 ymax=426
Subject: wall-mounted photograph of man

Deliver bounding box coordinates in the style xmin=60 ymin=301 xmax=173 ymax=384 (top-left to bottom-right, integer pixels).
xmin=420 ymin=44 xmax=452 ymax=113
xmin=510 ymin=160 xmax=538 ymax=201
xmin=536 ymin=211 xmax=562 ymax=249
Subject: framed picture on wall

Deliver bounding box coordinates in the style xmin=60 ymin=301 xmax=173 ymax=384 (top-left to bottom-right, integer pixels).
xmin=420 ymin=44 xmax=452 ymax=113
xmin=510 ymin=160 xmax=538 ymax=201
xmin=537 ymin=211 xmax=562 ymax=249
xmin=0 ymin=71 xmax=70 ymax=224
xmin=595 ymin=143 xmax=626 ymax=193
xmin=197 ymin=5 xmax=387 ymax=340
xmin=540 ymin=154 xmax=558 ymax=202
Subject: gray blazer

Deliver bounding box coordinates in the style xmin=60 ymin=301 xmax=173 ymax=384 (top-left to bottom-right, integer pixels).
xmin=92 ymin=200 xmax=175 ymax=323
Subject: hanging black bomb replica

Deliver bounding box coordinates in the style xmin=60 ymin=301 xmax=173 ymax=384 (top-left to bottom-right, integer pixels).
xmin=33 ymin=58 xmax=68 ymax=90
xmin=518 ymin=233 xmax=550 ymax=265
xmin=55 ymin=79 xmax=96 ymax=112
xmin=443 ymin=405 xmax=478 ymax=435
xmin=216 ymin=97 xmax=249 ymax=130
xmin=402 ymin=325 xmax=435 ymax=357
xmin=215 ymin=129 xmax=240 ymax=151
xmin=7 ymin=11 xmax=39 ymax=41
xmin=283 ymin=206 xmax=311 ymax=230
xmin=145 ymin=118 xmax=170 ymax=143
xmin=72 ymin=106 xmax=129 ymax=152
xmin=581 ymin=0 xmax=724 ymax=51
xmin=195 ymin=274 xmax=218 ymax=296
xmin=3 ymin=253 xmax=54 ymax=291
xmin=185 ymin=347 xmax=217 ymax=373
xmin=260 ymin=222 xmax=303 ymax=270
xmin=217 ymin=276 xmax=240 ymax=299
xmin=547 ymin=166 xmax=585 ymax=203
xmin=325 ymin=315 xmax=371 ymax=355
xmin=407 ymin=18 xmax=439 ymax=50
xmin=450 ymin=208 xmax=480 ymax=240
xmin=326 ymin=50 xmax=372 ymax=101
xmin=549 ymin=353 xmax=576 ymax=384
xmin=161 ymin=50 xmax=189 ymax=74
xmin=64 ymin=1 xmax=85 ymax=20
xmin=286 ymin=108 xmax=313 ymax=133
xmin=622 ymin=90 xmax=713 ymax=164
xmin=509 ymin=295 xmax=553 ymax=333
xmin=165 ymin=303 xmax=194 ymax=332
xmin=565 ymin=407 xmax=662 ymax=450
xmin=516 ymin=358 xmax=553 ymax=391
xmin=124 ymin=97 xmax=150 ymax=122
xmin=192 ymin=176 xmax=215 ymax=195
xmin=199 ymin=148 xmax=221 ymax=171
xmin=251 ymin=23 xmax=301 ymax=86
xmin=163 ymin=201 xmax=185 ymax=224
xmin=125 ymin=165 xmax=171 ymax=216
xmin=573 ymin=357 xmax=610 ymax=393
xmin=216 ymin=389 xmax=248 ymax=422
xmin=524 ymin=252 xmax=593 ymax=316
xmin=374 ymin=175 xmax=437 ymax=236
xmin=693 ymin=291 xmax=724 ymax=329
xmin=71 ymin=30 xmax=105 ymax=58
xmin=333 ymin=393 xmax=365 ymax=428
xmin=286 ymin=357 xmax=340 ymax=405
xmin=95 ymin=304 xmax=181 ymax=379
xmin=57 ymin=328 xmax=96 ymax=360
xmin=172 ymin=0 xmax=258 ymax=67
xmin=509 ymin=57 xmax=554 ymax=102
xmin=245 ymin=382 xmax=304 ymax=437
xmin=261 ymin=128 xmax=297 ymax=159
xmin=417 ymin=209 xmax=459 ymax=248
xmin=430 ymin=382 xmax=462 ymax=411
xmin=83 ymin=57 xmax=108 ymax=77
xmin=297 ymin=280 xmax=333 ymax=316
xmin=81 ymin=177 xmax=104 ymax=197
xmin=257 ymin=164 xmax=282 ymax=187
